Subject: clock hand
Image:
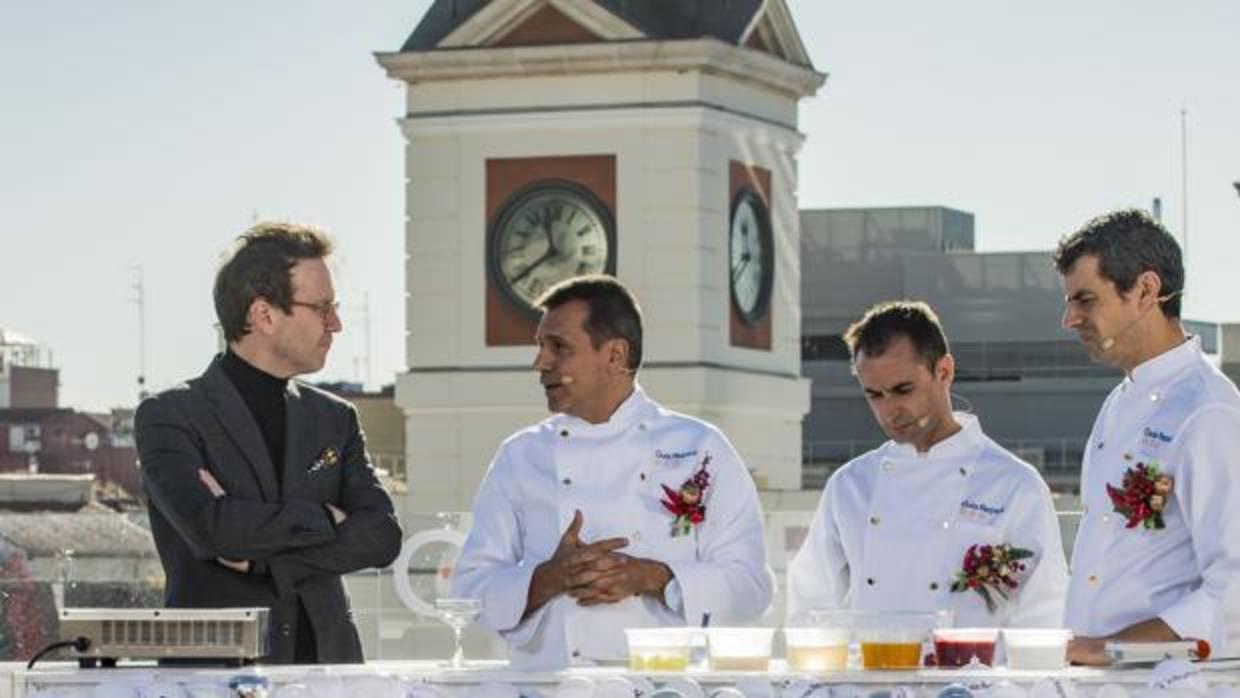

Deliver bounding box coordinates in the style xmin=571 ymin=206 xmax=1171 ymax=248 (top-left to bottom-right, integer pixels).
xmin=510 ymin=217 xmax=565 ymax=285
xmin=510 ymin=246 xmax=556 ymax=285
xmin=731 ymin=254 xmax=751 ymax=284
xmin=543 ymin=218 xmax=560 ymax=256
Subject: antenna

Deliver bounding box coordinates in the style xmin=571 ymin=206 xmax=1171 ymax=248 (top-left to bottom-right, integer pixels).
xmin=1180 ymin=108 xmax=1189 ymax=266
xmin=130 ymin=266 xmax=148 ymax=401
xmin=363 ymin=291 xmax=372 ymax=387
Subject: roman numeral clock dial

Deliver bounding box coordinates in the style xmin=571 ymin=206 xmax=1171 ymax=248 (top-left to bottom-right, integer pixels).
xmin=489 ymin=182 xmax=616 ymax=312
xmin=729 ymin=187 xmax=774 ymax=325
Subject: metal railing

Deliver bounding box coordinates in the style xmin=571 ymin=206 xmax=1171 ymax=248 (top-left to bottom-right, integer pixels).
xmin=802 ymin=437 xmax=1086 ymax=490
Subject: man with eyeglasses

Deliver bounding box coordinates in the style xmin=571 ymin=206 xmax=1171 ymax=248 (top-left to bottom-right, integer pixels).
xmin=135 ymin=222 xmax=402 ymax=664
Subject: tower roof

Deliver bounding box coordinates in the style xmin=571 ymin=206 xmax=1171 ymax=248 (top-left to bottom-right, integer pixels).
xmin=398 ymin=0 xmax=812 ymax=68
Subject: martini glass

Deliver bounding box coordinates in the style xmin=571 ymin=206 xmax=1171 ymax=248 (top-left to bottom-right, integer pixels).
xmin=435 ymin=597 xmax=482 ymax=668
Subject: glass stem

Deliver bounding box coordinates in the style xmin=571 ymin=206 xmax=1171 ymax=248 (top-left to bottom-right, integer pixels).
xmin=452 ymin=625 xmax=464 ymax=668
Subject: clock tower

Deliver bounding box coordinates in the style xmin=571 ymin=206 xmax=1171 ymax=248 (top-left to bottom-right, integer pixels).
xmin=378 ymin=0 xmax=825 ymax=513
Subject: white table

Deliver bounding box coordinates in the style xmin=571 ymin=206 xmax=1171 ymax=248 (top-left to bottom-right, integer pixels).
xmin=14 ymin=660 xmax=1240 ymax=698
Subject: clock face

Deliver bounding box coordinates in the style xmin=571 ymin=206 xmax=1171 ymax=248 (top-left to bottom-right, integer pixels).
xmin=489 ymin=182 xmax=615 ymax=312
xmin=729 ymin=187 xmax=774 ymax=325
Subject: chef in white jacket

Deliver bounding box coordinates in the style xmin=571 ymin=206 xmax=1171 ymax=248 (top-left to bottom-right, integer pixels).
xmin=1056 ymin=210 xmax=1240 ymax=665
xmin=451 ymin=275 xmax=771 ymax=670
xmin=788 ymin=301 xmax=1068 ymax=628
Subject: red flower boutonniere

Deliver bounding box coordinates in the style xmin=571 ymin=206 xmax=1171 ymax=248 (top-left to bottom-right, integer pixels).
xmin=660 ymin=452 xmax=712 ymax=537
xmin=1106 ymin=461 xmax=1174 ymax=529
xmin=950 ymin=543 xmax=1034 ymax=612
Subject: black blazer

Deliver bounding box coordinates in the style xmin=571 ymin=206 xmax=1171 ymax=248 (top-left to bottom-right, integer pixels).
xmin=135 ymin=356 xmax=403 ymax=663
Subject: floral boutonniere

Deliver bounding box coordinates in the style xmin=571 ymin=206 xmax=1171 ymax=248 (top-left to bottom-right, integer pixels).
xmin=1106 ymin=461 xmax=1173 ymax=529
xmin=950 ymin=543 xmax=1033 ymax=612
xmin=307 ymin=446 xmax=340 ymax=474
xmin=659 ymin=452 xmax=712 ymax=537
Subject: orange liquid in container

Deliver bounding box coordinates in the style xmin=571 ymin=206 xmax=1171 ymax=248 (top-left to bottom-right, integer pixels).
xmin=860 ymin=642 xmax=922 ymax=669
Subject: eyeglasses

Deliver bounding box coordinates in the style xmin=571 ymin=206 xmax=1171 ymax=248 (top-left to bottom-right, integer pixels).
xmin=289 ymin=299 xmax=340 ymax=321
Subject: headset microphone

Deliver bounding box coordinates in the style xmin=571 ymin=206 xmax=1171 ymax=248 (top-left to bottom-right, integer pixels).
xmin=560 ymin=375 xmax=575 ymax=385
xmin=915 ymin=414 xmax=931 ymax=429
xmin=1099 ymin=289 xmax=1183 ymax=351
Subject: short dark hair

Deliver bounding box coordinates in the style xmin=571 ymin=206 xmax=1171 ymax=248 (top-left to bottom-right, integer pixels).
xmin=536 ymin=275 xmax=643 ymax=371
xmin=214 ymin=222 xmax=334 ymax=342
xmin=1053 ymin=209 xmax=1184 ymax=318
xmin=843 ymin=300 xmax=950 ymax=371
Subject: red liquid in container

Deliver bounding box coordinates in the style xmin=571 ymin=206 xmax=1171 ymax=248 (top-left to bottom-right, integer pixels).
xmin=933 ymin=639 xmax=996 ymax=667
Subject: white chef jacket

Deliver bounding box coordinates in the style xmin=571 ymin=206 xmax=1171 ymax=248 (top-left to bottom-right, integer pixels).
xmin=788 ymin=413 xmax=1068 ymax=628
xmin=1065 ymin=337 xmax=1240 ymax=654
xmin=451 ymin=386 xmax=772 ymax=670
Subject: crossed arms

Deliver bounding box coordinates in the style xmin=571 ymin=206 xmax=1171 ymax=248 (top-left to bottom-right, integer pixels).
xmin=136 ymin=394 xmax=402 ymax=594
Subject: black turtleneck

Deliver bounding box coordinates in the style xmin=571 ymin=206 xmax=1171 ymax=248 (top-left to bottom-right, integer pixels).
xmin=220 ymin=350 xmax=319 ymax=662
xmin=221 ymin=350 xmax=287 ymax=490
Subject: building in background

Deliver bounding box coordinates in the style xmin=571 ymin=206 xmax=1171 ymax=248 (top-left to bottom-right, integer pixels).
xmin=1 ymin=329 xmax=57 ymax=409
xmin=381 ymin=0 xmax=824 ymax=513
xmin=318 ymin=382 xmax=406 ymax=482
xmin=0 ymin=330 xmax=140 ymax=502
xmin=799 ymin=206 xmax=1233 ymax=491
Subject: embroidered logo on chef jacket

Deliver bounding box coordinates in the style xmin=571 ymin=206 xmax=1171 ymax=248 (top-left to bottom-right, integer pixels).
xmin=1141 ymin=427 xmax=1174 ymax=451
xmin=655 ymin=449 xmax=699 ymax=462
xmin=958 ymin=499 xmax=1005 ymax=524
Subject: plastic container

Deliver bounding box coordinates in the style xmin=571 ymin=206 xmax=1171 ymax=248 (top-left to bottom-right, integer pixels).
xmin=932 ymin=627 xmax=1000 ymax=667
xmin=1002 ymin=628 xmax=1073 ymax=670
xmin=854 ymin=611 xmax=948 ymax=669
xmin=706 ymin=627 xmax=776 ymax=671
xmin=784 ymin=626 xmax=851 ymax=671
xmin=624 ymin=627 xmax=695 ymax=671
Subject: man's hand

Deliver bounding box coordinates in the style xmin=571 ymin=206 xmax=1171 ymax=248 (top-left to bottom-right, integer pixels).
xmin=325 ymin=502 xmax=348 ymax=525
xmin=568 ymin=553 xmax=673 ymax=607
xmin=198 ymin=468 xmax=251 ymax=573
xmin=1068 ymin=618 xmax=1182 ymax=666
xmin=523 ymin=511 xmax=628 ymax=618
xmin=1067 ymin=637 xmax=1111 ymax=666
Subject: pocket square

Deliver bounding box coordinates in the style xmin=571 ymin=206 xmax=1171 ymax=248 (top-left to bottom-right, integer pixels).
xmin=308 ymin=446 xmax=341 ymax=474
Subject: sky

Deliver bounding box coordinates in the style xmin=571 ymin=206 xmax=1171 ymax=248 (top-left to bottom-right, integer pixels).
xmin=2 ymin=1 xmax=1238 ymax=412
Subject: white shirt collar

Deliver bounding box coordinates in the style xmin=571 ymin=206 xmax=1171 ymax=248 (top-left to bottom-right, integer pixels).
xmin=1127 ymin=335 xmax=1200 ymax=389
xmin=551 ymin=383 xmax=652 ymax=436
xmin=886 ymin=412 xmax=985 ymax=460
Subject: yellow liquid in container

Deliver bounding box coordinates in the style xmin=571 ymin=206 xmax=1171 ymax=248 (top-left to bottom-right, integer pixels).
xmin=860 ymin=642 xmax=921 ymax=669
xmin=710 ymin=656 xmax=770 ymax=671
xmin=629 ymin=653 xmax=690 ymax=671
xmin=787 ymin=644 xmax=849 ymax=671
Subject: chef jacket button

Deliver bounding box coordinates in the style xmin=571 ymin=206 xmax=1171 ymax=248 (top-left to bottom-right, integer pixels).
xmin=562 ymin=477 xmax=572 ymax=486
xmin=572 ymin=649 xmax=580 ymax=658
xmin=638 ymin=423 xmax=647 ymax=431
xmin=1097 ymin=441 xmax=1105 ymax=450
xmin=640 ymin=473 xmax=646 ymax=481
xmin=941 ymin=520 xmax=951 ymax=529
xmin=279 ymin=623 xmax=291 ymax=637
xmin=560 ymin=429 xmax=569 ymax=438
xmin=881 ymin=461 xmax=894 ymax=473
xmin=1102 ymin=514 xmax=1111 ymax=523
xmin=866 ymin=577 xmax=875 ymax=586
xmin=929 ymin=582 xmax=939 ymax=591
xmin=1150 ymin=393 xmax=1161 ymax=402
xmin=869 ymin=516 xmax=880 ymax=525
xmin=959 ymin=467 xmax=967 ymax=477
xmin=1088 ymin=574 xmax=1099 ymax=585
